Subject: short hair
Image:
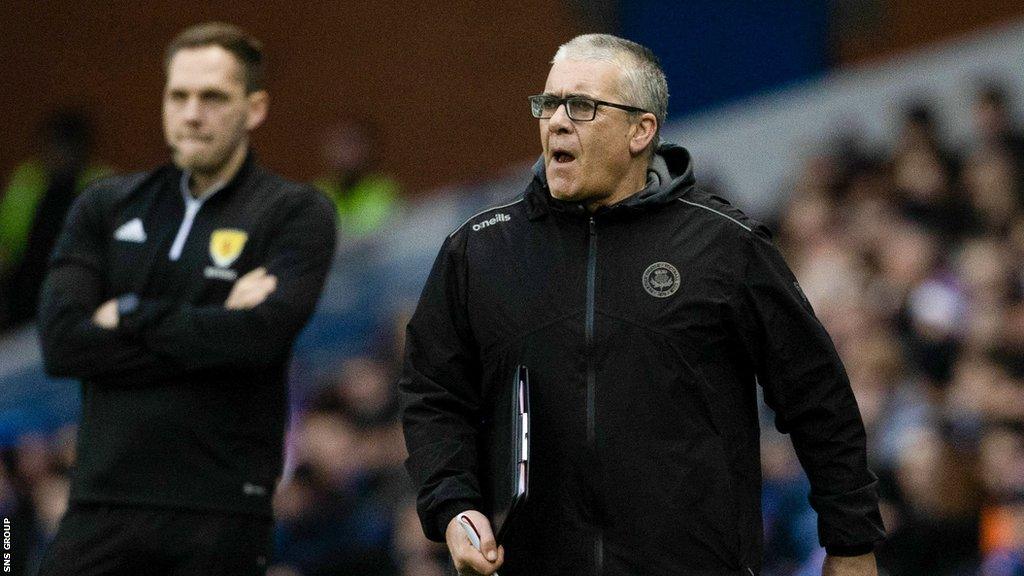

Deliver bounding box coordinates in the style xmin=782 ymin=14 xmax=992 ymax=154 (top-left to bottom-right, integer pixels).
xmin=164 ymin=22 xmax=265 ymax=93
xmin=553 ymin=34 xmax=668 ymax=143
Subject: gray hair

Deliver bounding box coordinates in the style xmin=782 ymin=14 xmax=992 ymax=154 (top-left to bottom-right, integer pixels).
xmin=553 ymin=34 xmax=668 ymax=145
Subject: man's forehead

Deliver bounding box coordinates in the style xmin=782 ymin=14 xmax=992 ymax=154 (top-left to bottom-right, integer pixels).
xmin=166 ymin=46 xmax=245 ymax=90
xmin=544 ymin=58 xmax=622 ymax=97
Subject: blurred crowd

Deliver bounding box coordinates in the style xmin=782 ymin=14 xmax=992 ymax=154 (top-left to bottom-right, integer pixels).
xmin=761 ymin=82 xmax=1024 ymax=576
xmin=3 ymin=81 xmax=1024 ymax=575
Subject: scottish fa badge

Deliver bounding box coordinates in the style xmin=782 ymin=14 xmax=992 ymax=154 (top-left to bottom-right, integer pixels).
xmin=209 ymin=228 xmax=248 ymax=268
xmin=642 ymin=262 xmax=680 ymax=298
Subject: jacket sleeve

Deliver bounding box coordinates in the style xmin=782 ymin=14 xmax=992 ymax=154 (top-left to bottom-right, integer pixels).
xmin=127 ymin=190 xmax=336 ymax=371
xmin=728 ymin=228 xmax=885 ymax=555
xmin=38 ymin=186 xmax=185 ymax=384
xmin=398 ymin=231 xmax=484 ymax=542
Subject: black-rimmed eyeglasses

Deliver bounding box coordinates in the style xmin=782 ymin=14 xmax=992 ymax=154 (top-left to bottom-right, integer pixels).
xmin=528 ymin=94 xmax=648 ymax=122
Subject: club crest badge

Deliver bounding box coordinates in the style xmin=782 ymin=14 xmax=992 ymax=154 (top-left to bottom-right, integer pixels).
xmin=209 ymin=228 xmax=248 ymax=268
xmin=642 ymin=262 xmax=680 ymax=298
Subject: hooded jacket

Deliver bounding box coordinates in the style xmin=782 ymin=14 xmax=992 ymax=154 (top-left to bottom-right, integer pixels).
xmin=400 ymin=144 xmax=885 ymax=575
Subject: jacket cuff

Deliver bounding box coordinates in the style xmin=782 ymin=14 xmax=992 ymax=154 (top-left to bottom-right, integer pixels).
xmin=429 ymin=499 xmax=481 ymax=543
xmin=809 ymin=480 xmax=886 ymax=551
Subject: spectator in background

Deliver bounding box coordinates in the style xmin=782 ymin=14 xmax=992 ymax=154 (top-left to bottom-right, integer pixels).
xmin=972 ymin=82 xmax=1024 ymax=167
xmin=0 ymin=112 xmax=111 ymax=330
xmin=270 ymin=352 xmax=441 ymax=575
xmin=768 ymin=83 xmax=1024 ymax=576
xmin=272 ymin=409 xmax=397 ymax=576
xmin=314 ymin=120 xmax=401 ymax=239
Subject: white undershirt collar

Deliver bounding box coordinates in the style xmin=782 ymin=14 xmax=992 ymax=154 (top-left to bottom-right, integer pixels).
xmin=167 ymin=171 xmax=229 ymax=261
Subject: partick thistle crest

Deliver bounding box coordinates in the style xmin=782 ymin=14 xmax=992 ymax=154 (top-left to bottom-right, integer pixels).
xmin=209 ymin=229 xmax=248 ymax=268
xmin=642 ymin=262 xmax=681 ymax=298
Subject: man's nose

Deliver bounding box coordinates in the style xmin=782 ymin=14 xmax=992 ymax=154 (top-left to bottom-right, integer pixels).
xmin=547 ymin=103 xmax=573 ymax=134
xmin=183 ymin=97 xmax=203 ymax=123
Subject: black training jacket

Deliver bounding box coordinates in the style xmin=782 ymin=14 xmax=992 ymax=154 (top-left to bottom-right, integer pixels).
xmin=400 ymin=144 xmax=885 ymax=575
xmin=38 ymin=152 xmax=336 ymax=517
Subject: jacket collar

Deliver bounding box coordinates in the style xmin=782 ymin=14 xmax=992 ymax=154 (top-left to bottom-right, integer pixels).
xmin=171 ymin=149 xmax=258 ymax=205
xmin=524 ymin=142 xmax=697 ymax=221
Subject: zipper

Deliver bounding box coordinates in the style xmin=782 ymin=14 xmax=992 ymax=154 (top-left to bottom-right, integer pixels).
xmin=586 ymin=216 xmax=597 ymax=446
xmin=585 ymin=216 xmax=602 ymax=575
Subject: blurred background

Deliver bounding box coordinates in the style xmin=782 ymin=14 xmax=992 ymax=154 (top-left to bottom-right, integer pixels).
xmin=3 ymin=1 xmax=1024 ymax=575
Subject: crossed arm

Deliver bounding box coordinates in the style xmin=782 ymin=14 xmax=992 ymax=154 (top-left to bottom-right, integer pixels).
xmin=38 ymin=187 xmax=336 ymax=385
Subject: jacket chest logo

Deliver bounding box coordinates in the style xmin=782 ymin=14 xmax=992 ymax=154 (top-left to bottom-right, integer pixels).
xmin=642 ymin=262 xmax=680 ymax=298
xmin=209 ymin=228 xmax=248 ymax=268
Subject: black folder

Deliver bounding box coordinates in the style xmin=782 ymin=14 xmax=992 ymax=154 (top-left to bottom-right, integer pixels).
xmin=481 ymin=364 xmax=531 ymax=544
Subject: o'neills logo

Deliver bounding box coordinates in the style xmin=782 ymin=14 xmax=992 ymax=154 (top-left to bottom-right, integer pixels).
xmin=472 ymin=213 xmax=511 ymax=232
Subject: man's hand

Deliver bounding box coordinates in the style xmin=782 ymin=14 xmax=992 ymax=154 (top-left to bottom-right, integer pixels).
xmin=823 ymin=552 xmax=877 ymax=576
xmin=92 ymin=299 xmax=119 ymax=329
xmin=225 ymin=267 xmax=277 ymax=310
xmin=446 ymin=510 xmax=504 ymax=576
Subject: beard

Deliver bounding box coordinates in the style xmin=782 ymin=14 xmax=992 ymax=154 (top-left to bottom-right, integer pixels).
xmin=169 ymin=135 xmax=243 ymax=177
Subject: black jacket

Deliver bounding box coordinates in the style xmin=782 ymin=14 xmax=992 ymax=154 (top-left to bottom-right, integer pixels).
xmin=400 ymin=144 xmax=884 ymax=575
xmin=38 ymin=153 xmax=336 ymax=517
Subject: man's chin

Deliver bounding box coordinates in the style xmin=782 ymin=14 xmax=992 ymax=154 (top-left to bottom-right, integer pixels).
xmin=548 ymin=182 xmax=580 ymax=202
xmin=172 ymin=153 xmax=220 ymax=174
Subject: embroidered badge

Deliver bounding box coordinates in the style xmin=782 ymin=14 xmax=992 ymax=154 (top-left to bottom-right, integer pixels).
xmin=642 ymin=262 xmax=681 ymax=298
xmin=209 ymin=228 xmax=248 ymax=268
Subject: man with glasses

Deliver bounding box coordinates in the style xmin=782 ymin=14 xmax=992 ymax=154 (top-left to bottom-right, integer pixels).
xmin=401 ymin=34 xmax=884 ymax=576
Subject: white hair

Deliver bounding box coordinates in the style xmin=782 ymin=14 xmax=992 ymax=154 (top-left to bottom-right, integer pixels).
xmin=553 ymin=34 xmax=669 ymax=145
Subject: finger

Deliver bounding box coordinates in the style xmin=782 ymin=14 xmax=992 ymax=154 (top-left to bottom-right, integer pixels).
xmin=233 ymin=291 xmax=267 ymax=309
xmin=248 ymin=277 xmax=277 ymax=304
xmin=475 ymin=521 xmax=498 ymax=563
xmin=457 ymin=549 xmax=497 ymax=576
xmin=225 ymin=285 xmax=252 ymax=308
xmin=235 ymin=268 xmax=267 ymax=290
xmin=233 ymin=278 xmax=277 ymax=309
xmin=451 ymin=533 xmax=493 ymax=575
xmin=233 ymin=267 xmax=266 ymax=290
xmin=226 ymin=285 xmax=263 ymax=309
xmin=226 ymin=272 xmax=275 ymax=308
xmin=239 ymin=275 xmax=275 ymax=298
xmin=244 ymin=266 xmax=267 ymax=279
xmin=92 ymin=299 xmax=117 ymax=328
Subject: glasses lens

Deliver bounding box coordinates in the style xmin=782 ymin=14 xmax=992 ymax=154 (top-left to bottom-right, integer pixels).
xmin=529 ymin=96 xmax=544 ymax=118
xmin=567 ymin=97 xmax=597 ymax=121
xmin=530 ymin=95 xmax=556 ymax=118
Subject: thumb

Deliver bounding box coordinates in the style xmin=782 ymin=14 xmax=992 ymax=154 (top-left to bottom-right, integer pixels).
xmin=475 ymin=518 xmax=498 ymax=562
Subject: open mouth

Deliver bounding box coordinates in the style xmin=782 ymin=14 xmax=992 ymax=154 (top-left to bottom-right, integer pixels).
xmin=552 ymin=150 xmax=576 ymax=164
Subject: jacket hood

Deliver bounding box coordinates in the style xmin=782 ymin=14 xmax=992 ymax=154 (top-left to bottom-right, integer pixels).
xmin=526 ymin=142 xmax=697 ymax=218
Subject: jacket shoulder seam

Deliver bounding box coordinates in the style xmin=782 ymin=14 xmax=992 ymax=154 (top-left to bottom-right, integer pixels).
xmin=448 ymin=198 xmax=525 ymax=238
xmin=678 ymin=198 xmax=752 ymax=233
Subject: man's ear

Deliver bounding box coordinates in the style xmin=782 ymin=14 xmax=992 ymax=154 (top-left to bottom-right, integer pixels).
xmin=629 ymin=112 xmax=657 ymax=156
xmin=246 ymin=90 xmax=269 ymax=131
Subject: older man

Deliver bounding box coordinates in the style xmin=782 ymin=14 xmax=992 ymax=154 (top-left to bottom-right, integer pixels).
xmin=400 ymin=34 xmax=884 ymax=576
xmin=36 ymin=23 xmax=336 ymax=575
